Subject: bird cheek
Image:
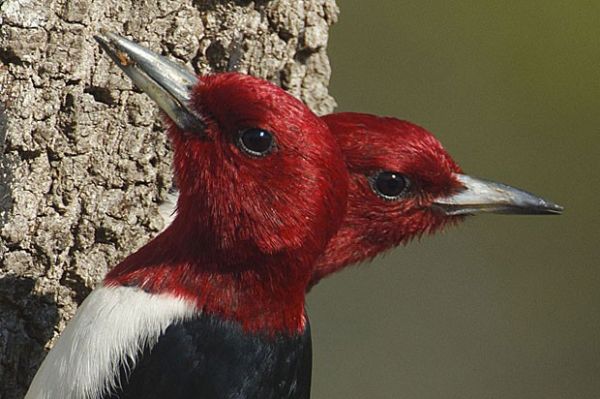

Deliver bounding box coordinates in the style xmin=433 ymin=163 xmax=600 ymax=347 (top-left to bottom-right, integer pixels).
xmin=421 ymin=205 xmax=458 ymax=234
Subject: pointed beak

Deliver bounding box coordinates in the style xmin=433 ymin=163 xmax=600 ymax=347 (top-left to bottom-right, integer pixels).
xmin=433 ymin=174 xmax=564 ymax=216
xmin=94 ymin=31 xmax=204 ymax=134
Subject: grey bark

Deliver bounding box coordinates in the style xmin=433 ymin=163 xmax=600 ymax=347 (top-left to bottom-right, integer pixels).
xmin=0 ymin=1 xmax=338 ymax=397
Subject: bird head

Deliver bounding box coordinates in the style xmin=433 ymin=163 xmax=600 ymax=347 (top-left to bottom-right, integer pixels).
xmin=96 ymin=33 xmax=348 ymax=331
xmin=168 ymin=73 xmax=349 ymax=265
xmin=311 ymin=112 xmax=563 ymax=285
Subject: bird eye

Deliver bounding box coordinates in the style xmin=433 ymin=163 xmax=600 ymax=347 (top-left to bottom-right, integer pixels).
xmin=369 ymin=171 xmax=410 ymax=200
xmin=237 ymin=128 xmax=275 ymax=157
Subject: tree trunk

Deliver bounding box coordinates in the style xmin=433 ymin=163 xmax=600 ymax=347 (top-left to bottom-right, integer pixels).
xmin=0 ymin=1 xmax=338 ymax=397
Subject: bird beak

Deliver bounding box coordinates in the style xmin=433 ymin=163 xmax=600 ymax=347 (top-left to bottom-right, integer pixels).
xmin=433 ymin=174 xmax=564 ymax=216
xmin=94 ymin=31 xmax=205 ymax=134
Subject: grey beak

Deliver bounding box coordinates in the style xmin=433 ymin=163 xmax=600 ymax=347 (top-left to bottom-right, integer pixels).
xmin=433 ymin=174 xmax=564 ymax=216
xmin=94 ymin=31 xmax=204 ymax=134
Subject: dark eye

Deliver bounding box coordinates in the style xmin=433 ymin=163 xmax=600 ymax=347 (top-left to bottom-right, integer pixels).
xmin=370 ymin=171 xmax=410 ymax=200
xmin=237 ymin=128 xmax=275 ymax=157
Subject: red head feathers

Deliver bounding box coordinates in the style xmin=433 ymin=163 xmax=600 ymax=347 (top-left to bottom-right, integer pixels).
xmin=96 ymin=33 xmax=348 ymax=333
xmin=311 ymin=112 xmax=562 ymax=286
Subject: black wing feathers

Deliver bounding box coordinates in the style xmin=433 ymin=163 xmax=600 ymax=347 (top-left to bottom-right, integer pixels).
xmin=106 ymin=315 xmax=312 ymax=399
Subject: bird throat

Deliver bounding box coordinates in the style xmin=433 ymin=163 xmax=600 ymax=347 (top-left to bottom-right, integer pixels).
xmin=104 ymin=225 xmax=311 ymax=335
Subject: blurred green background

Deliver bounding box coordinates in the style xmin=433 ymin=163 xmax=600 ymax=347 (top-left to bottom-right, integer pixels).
xmin=308 ymin=2 xmax=599 ymax=399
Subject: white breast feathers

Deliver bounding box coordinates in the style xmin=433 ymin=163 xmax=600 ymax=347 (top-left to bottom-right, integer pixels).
xmin=25 ymin=284 xmax=196 ymax=399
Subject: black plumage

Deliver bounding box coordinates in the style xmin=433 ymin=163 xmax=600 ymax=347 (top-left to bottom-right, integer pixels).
xmin=107 ymin=315 xmax=312 ymax=399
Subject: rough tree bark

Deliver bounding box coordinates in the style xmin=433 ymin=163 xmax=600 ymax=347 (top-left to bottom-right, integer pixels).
xmin=0 ymin=1 xmax=338 ymax=397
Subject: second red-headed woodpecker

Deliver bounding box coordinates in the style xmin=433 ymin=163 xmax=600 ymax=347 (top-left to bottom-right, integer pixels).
xmin=310 ymin=113 xmax=562 ymax=286
xmin=25 ymin=33 xmax=349 ymax=399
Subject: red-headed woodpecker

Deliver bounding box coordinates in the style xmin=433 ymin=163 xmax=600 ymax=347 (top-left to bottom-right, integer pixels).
xmin=310 ymin=113 xmax=562 ymax=286
xmin=25 ymin=33 xmax=349 ymax=399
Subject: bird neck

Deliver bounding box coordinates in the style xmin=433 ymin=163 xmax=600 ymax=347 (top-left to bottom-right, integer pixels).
xmin=309 ymin=225 xmax=385 ymax=288
xmin=310 ymin=209 xmax=460 ymax=288
xmin=105 ymin=220 xmax=311 ymax=335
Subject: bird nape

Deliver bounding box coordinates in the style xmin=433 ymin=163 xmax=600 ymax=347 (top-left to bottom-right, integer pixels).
xmin=25 ymin=32 xmax=349 ymax=399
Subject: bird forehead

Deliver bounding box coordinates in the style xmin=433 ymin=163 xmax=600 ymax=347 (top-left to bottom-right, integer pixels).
xmin=194 ymin=74 xmax=320 ymax=137
xmin=198 ymin=74 xmax=296 ymax=112
xmin=355 ymin=135 xmax=457 ymax=175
